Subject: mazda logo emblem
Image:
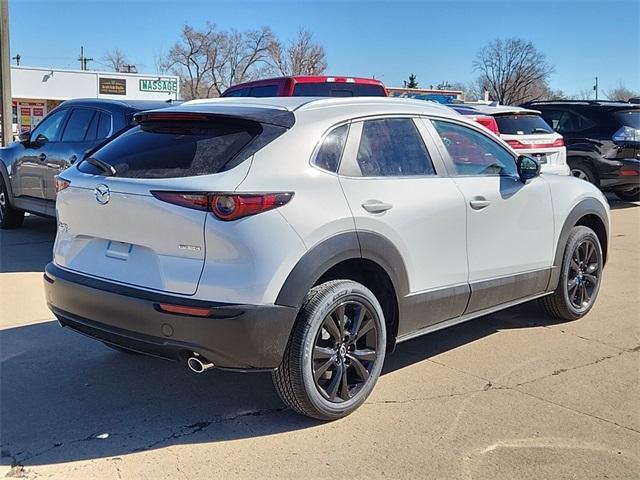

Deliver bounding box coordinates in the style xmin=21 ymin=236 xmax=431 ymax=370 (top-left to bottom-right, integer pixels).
xmin=95 ymin=184 xmax=110 ymax=205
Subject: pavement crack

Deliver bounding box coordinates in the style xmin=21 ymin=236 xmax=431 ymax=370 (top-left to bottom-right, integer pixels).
xmin=366 ymin=387 xmax=488 ymax=405
xmin=514 ymin=346 xmax=639 ymax=388
xmin=132 ymin=406 xmax=287 ymax=454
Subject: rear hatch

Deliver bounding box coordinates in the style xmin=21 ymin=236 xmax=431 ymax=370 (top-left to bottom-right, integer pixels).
xmin=612 ymin=109 xmax=640 ymax=160
xmin=494 ymin=113 xmax=565 ymax=166
xmin=54 ymin=110 xmax=288 ymax=295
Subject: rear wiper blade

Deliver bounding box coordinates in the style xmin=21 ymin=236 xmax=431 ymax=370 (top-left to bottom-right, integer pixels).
xmin=532 ymin=128 xmax=552 ymax=134
xmin=84 ymin=157 xmax=117 ymax=176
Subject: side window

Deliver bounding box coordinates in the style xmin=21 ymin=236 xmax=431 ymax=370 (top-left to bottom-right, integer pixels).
xmin=29 ymin=109 xmax=68 ymax=143
xmin=355 ymin=118 xmax=435 ymax=177
xmin=432 ymin=120 xmax=517 ymax=177
xmin=96 ymin=113 xmax=112 ymax=139
xmin=61 ymin=108 xmax=96 ymax=142
xmin=539 ymin=109 xmax=565 ymax=132
xmin=556 ymin=110 xmax=596 ymax=133
xmin=224 ymin=88 xmax=250 ymax=97
xmin=313 ymin=124 xmax=349 ymax=172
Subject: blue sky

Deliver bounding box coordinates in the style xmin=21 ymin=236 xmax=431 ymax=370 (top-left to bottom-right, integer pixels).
xmin=9 ymin=0 xmax=640 ymax=96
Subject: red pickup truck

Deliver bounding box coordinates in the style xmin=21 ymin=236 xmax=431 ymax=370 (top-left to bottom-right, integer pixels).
xmin=221 ymin=75 xmax=387 ymax=98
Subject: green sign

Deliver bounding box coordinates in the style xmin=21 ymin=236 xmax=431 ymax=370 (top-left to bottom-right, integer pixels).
xmin=139 ymin=79 xmax=178 ymax=93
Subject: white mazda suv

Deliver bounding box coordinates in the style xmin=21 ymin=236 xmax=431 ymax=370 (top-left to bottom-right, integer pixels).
xmin=45 ymin=97 xmax=609 ymax=420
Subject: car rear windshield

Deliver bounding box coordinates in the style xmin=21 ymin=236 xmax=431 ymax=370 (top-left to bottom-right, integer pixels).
xmin=78 ymin=119 xmax=261 ymax=178
xmin=614 ymin=110 xmax=640 ymax=128
xmin=494 ymin=114 xmax=554 ymax=135
xmin=292 ymin=83 xmax=386 ymax=97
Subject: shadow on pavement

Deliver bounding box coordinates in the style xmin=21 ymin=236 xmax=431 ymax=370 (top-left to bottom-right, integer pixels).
xmin=0 ymin=299 xmax=565 ymax=467
xmin=0 ymin=215 xmax=56 ymax=273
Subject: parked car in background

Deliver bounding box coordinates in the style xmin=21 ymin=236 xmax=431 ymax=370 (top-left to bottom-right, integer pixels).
xmin=221 ymin=76 xmax=387 ymax=97
xmin=450 ymin=103 xmax=569 ymax=175
xmin=45 ymin=97 xmax=609 ymax=420
xmin=0 ymin=98 xmax=178 ymax=228
xmin=522 ymin=100 xmax=640 ymax=201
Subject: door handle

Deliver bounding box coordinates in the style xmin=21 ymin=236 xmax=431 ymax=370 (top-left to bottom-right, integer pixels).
xmin=362 ymin=200 xmax=393 ymax=213
xmin=469 ymin=197 xmax=491 ymax=210
xmin=38 ymin=153 xmax=47 ymax=161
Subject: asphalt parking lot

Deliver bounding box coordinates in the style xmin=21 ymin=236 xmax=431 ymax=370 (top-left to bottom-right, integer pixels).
xmin=0 ymin=198 xmax=638 ymax=479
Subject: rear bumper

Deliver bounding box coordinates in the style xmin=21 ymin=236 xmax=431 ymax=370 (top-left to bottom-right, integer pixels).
xmin=541 ymin=163 xmax=570 ymax=175
xmin=44 ymin=263 xmax=297 ymax=370
xmin=596 ymin=158 xmax=640 ymax=190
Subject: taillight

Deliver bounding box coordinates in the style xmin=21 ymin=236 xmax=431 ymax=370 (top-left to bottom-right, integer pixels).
xmin=470 ymin=115 xmax=500 ymax=135
xmin=210 ymin=193 xmax=293 ymax=221
xmin=151 ymin=191 xmax=209 ymax=210
xmin=55 ymin=176 xmax=70 ymax=193
xmin=506 ymin=138 xmax=564 ymax=149
xmin=151 ymin=191 xmax=293 ymax=221
xmin=613 ymin=126 xmax=640 ymax=143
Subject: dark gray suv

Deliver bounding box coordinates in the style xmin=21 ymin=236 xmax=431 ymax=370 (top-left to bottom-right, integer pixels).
xmin=0 ymin=98 xmax=176 ymax=228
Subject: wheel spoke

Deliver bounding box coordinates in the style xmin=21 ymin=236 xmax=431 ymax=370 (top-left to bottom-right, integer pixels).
xmin=314 ymin=357 xmax=336 ymax=381
xmin=350 ymin=319 xmax=374 ymax=345
xmin=570 ymin=258 xmax=580 ymax=272
xmin=347 ymin=354 xmax=370 ymax=381
xmin=327 ymin=362 xmax=343 ymax=400
xmin=351 ymin=348 xmax=376 ymax=362
xmin=339 ymin=364 xmax=350 ymax=400
xmin=332 ymin=304 xmax=346 ymax=339
xmin=583 ymin=273 xmax=598 ymax=286
xmin=348 ymin=305 xmax=366 ymax=338
xmin=323 ymin=315 xmax=341 ymax=341
xmin=314 ymin=346 xmax=336 ymax=360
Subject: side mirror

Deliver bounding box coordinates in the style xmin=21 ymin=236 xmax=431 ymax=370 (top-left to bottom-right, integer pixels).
xmin=516 ymin=155 xmax=540 ymax=183
xmin=18 ymin=131 xmax=31 ymax=143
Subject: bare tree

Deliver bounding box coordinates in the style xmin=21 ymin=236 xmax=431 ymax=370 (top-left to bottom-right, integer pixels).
xmin=270 ymin=28 xmax=327 ymax=76
xmin=605 ymin=82 xmax=639 ymax=102
xmin=472 ymin=38 xmax=555 ymax=105
xmin=162 ymin=24 xmax=276 ymax=99
xmin=103 ymin=48 xmax=129 ymax=72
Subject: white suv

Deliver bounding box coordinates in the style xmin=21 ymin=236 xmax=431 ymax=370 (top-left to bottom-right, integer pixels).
xmin=45 ymin=97 xmax=609 ymax=420
xmin=451 ymin=103 xmax=569 ymax=176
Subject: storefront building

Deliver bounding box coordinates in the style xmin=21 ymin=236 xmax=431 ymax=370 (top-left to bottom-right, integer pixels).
xmin=10 ymin=66 xmax=180 ymax=134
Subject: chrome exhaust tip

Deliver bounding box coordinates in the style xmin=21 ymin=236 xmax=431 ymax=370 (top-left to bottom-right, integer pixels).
xmin=187 ymin=355 xmax=214 ymax=374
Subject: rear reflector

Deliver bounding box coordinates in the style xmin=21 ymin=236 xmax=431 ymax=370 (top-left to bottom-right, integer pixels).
xmin=151 ymin=191 xmax=294 ymax=220
xmin=157 ymin=303 xmax=211 ymax=317
xmin=620 ymin=167 xmax=639 ymax=176
xmin=506 ymin=138 xmax=565 ymax=149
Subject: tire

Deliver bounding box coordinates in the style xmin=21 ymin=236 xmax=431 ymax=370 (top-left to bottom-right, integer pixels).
xmin=569 ymin=161 xmax=598 ymax=186
xmin=0 ymin=177 xmax=25 ymax=229
xmin=273 ymin=280 xmax=387 ymax=420
xmin=540 ymin=226 xmax=603 ymax=321
xmin=614 ymin=187 xmax=640 ymax=202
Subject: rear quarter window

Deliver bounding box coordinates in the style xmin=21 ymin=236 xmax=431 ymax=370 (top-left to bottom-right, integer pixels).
xmin=78 ymin=119 xmax=262 ymax=178
xmin=614 ymin=110 xmax=640 ymax=128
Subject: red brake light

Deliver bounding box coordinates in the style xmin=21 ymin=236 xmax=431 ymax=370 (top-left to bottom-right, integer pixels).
xmin=151 ymin=191 xmax=293 ymax=220
xmin=137 ymin=113 xmax=209 ymax=124
xmin=210 ymin=193 xmax=293 ymax=221
xmin=506 ymin=138 xmax=564 ymax=149
xmin=151 ymin=191 xmax=209 ymax=210
xmin=470 ymin=115 xmax=500 ymax=135
xmin=55 ymin=176 xmax=70 ymax=193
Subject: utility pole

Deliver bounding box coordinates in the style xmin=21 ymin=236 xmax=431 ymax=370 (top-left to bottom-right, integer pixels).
xmin=593 ymin=76 xmax=599 ymax=100
xmin=11 ymin=52 xmax=19 ymax=65
xmin=78 ymin=46 xmax=93 ymax=71
xmin=0 ymin=0 xmax=13 ymax=146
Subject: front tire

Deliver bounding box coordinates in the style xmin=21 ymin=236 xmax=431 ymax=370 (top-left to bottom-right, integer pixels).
xmin=273 ymin=280 xmax=387 ymax=420
xmin=540 ymin=226 xmax=603 ymax=320
xmin=0 ymin=177 xmax=25 ymax=229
